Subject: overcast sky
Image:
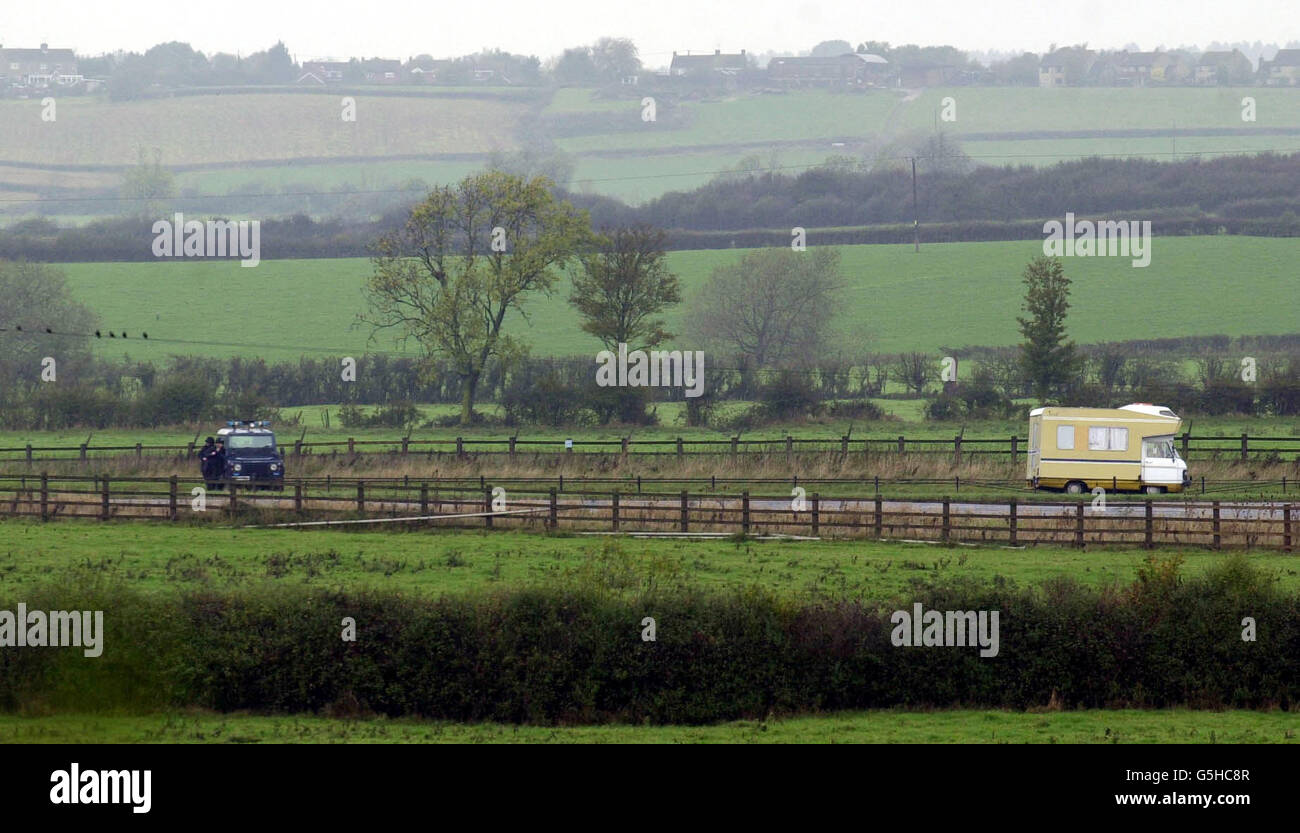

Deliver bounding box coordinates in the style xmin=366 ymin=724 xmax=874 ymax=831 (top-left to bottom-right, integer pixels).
xmin=3 ymin=0 xmax=1296 ymax=63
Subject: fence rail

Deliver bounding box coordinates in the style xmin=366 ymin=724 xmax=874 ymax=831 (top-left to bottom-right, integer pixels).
xmin=2 ymin=432 xmax=1299 ymax=464
xmin=1 ymin=473 xmax=1294 ymax=551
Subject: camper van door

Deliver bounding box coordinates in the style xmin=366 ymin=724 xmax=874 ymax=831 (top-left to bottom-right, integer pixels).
xmin=1141 ymin=435 xmax=1180 ymax=487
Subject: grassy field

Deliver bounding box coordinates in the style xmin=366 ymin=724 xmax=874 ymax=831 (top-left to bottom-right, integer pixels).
xmin=0 ymin=93 xmax=525 ymax=167
xmin=1 ymin=709 xmax=1294 ymax=743
xmin=3 ymin=520 xmax=1296 ymax=600
xmin=5 ymin=86 xmax=1299 ymax=214
xmin=56 ymin=236 xmax=1300 ymax=362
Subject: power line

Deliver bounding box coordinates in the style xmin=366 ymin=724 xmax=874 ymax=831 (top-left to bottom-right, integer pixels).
xmin=3 ymin=145 xmax=1298 ymax=204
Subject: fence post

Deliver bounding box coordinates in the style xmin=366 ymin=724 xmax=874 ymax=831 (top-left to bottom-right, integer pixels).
xmin=548 ymin=488 xmax=557 ymax=530
xmin=785 ymin=435 xmax=793 ymax=462
xmin=731 ymin=436 xmax=738 ymax=459
xmin=1144 ymin=499 xmax=1153 ymax=549
xmin=680 ymin=491 xmax=689 ymax=532
xmin=101 ymin=476 xmax=110 ymax=521
xmin=80 ymin=444 xmax=88 ymax=462
xmin=1075 ymin=502 xmax=1085 ymax=548
xmin=169 ymin=475 xmax=178 ymax=521
xmin=621 ymin=437 xmax=629 ymax=460
xmin=742 ymin=491 xmax=750 ymax=534
xmin=26 ymin=444 xmax=33 ymax=464
xmin=456 ymin=437 xmax=464 ymax=459
xmin=484 ymin=486 xmax=492 ymax=528
xmin=228 ymin=483 xmax=238 ymax=519
xmin=357 ymin=482 xmax=365 ymax=513
xmin=1284 ymin=504 xmax=1292 ymax=553
xmin=1212 ymin=501 xmax=1221 ymax=549
xmin=401 ymin=437 xmax=409 ymax=456
xmin=1240 ymin=433 xmax=1248 ymax=462
xmin=1008 ymin=498 xmax=1017 ymax=546
xmin=295 ymin=482 xmax=304 ymax=513
xmin=612 ymin=491 xmax=620 ymax=532
xmin=953 ymin=436 xmax=962 ymax=465
xmin=39 ymin=472 xmax=48 ymax=521
xmin=348 ymin=437 xmax=356 ymax=455
xmin=135 ymin=442 xmax=142 ymax=459
xmin=941 ymin=497 xmax=950 ymax=544
xmin=840 ymin=435 xmax=848 ymax=458
xmin=1181 ymin=432 xmax=1189 ymax=459
xmin=509 ymin=436 xmax=517 ymax=459
xmin=811 ymin=492 xmax=820 ymax=536
xmin=897 ymin=435 xmax=905 ymax=454
xmin=874 ymin=494 xmax=883 ymax=538
xmin=1010 ymin=435 xmax=1018 ymax=463
xmin=294 ymin=439 xmax=303 ymax=458
xmin=419 ymin=482 xmax=428 ymax=515
xmin=676 ymin=437 xmax=684 ymax=459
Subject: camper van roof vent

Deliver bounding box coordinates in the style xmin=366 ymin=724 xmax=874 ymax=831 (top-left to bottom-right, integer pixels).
xmin=1119 ymin=403 xmax=1178 ymax=418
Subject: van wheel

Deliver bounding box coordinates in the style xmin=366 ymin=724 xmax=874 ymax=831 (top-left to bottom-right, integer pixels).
xmin=1144 ymin=485 xmax=1165 ymax=495
xmin=1065 ymin=481 xmax=1086 ymax=495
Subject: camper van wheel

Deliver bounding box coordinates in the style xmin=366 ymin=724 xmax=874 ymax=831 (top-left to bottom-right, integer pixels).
xmin=1064 ymin=481 xmax=1086 ymax=495
xmin=1144 ymin=485 xmax=1165 ymax=495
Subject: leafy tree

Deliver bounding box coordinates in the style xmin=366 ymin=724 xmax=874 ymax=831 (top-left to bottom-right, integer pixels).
xmin=569 ymin=225 xmax=680 ymax=351
xmin=121 ymin=148 xmax=175 ymax=217
xmin=552 ymin=48 xmax=598 ymax=85
xmin=685 ymin=247 xmax=844 ymax=369
xmin=1017 ymin=255 xmax=1081 ymax=402
xmin=811 ymin=40 xmax=854 ymax=57
xmin=362 ymin=171 xmax=591 ymax=425
xmin=0 ymin=261 xmax=99 ymax=408
xmin=591 ymin=37 xmax=641 ymax=81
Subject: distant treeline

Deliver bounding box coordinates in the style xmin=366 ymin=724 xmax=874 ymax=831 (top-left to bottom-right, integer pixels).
xmin=4 ymin=343 xmax=1300 ymax=431
xmin=7 ymin=154 xmax=1300 ymax=262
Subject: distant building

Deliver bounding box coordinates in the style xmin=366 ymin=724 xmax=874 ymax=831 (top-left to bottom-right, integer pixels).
xmin=362 ymin=58 xmax=402 ymax=84
xmin=300 ymin=60 xmax=350 ymax=84
xmin=0 ymin=43 xmax=81 ymax=88
xmin=1038 ymin=47 xmax=1095 ymax=87
xmin=1195 ymin=49 xmax=1252 ymax=85
xmin=898 ymin=62 xmax=959 ymax=87
xmin=767 ymin=52 xmax=888 ymax=87
xmin=669 ymin=49 xmax=749 ymax=77
xmin=1260 ymin=48 xmax=1300 ymax=85
xmin=1114 ymin=51 xmax=1176 ymax=85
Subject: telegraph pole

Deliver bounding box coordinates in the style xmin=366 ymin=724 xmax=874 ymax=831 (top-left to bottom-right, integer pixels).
xmin=911 ymin=156 xmax=920 ymax=253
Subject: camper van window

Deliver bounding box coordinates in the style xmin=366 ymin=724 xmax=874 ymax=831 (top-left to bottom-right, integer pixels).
xmin=1030 ymin=423 xmax=1040 ymax=449
xmin=1144 ymin=439 xmax=1174 ymax=459
xmin=1089 ymin=426 xmax=1128 ymax=451
xmin=1057 ymin=425 xmax=1075 ymax=450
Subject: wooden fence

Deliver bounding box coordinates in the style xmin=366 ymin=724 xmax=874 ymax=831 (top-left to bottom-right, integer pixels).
xmin=1 ymin=474 xmax=1294 ymax=551
xmin=2 ymin=432 xmax=1299 ymax=464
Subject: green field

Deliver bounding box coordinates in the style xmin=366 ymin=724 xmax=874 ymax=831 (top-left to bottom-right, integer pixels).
xmin=5 ymin=86 xmax=1300 ymax=213
xmin=60 ymin=236 xmax=1300 ymax=361
xmin=3 ymin=521 xmax=1296 ymax=600
xmin=2 ymin=709 xmax=1294 ymax=743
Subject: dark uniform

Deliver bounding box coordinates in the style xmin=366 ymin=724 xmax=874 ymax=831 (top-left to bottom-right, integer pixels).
xmin=211 ymin=442 xmax=227 ymax=490
xmin=199 ymin=437 xmax=217 ymax=488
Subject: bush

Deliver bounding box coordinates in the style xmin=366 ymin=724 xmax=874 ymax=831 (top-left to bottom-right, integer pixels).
xmin=5 ymin=558 xmax=1298 ymax=722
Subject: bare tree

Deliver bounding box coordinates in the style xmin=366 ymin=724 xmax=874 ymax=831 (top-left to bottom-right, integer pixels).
xmin=891 ymin=352 xmax=937 ymax=396
xmin=684 ymin=247 xmax=844 ymax=369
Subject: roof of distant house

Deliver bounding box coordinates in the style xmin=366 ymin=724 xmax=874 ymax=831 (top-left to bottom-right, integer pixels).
xmin=1269 ymin=48 xmax=1300 ymax=66
xmin=0 ymin=46 xmax=77 ymax=63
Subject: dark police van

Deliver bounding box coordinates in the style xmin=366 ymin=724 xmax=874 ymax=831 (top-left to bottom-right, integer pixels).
xmin=215 ymin=420 xmax=285 ymax=490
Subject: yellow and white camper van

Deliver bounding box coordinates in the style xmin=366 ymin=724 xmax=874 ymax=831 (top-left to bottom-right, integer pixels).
xmin=1026 ymin=403 xmax=1189 ymax=494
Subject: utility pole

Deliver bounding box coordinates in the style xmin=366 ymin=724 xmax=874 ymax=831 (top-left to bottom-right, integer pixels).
xmin=911 ymin=156 xmax=920 ymax=253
